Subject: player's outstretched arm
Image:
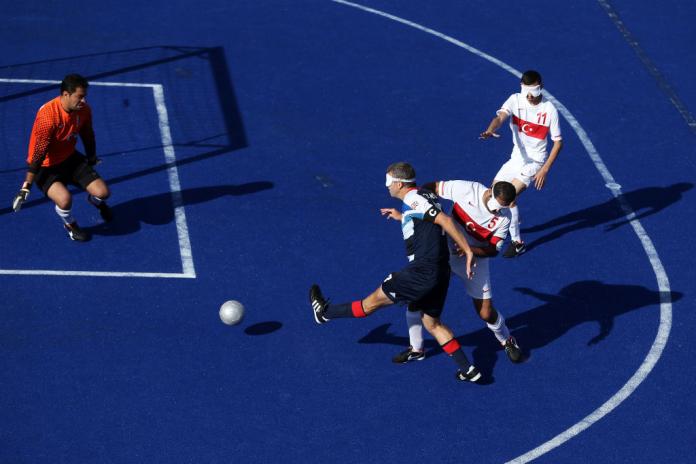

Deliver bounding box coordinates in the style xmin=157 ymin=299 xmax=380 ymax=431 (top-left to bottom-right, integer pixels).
xmin=380 ymin=208 xmax=402 ymax=221
xmin=434 ymin=213 xmax=475 ymax=279
xmin=479 ymin=112 xmax=508 ymax=139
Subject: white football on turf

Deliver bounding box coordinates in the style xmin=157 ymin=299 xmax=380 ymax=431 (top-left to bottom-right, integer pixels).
xmin=219 ymin=300 xmax=245 ymax=325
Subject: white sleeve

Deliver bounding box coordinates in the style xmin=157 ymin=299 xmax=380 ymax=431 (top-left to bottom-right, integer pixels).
xmin=437 ymin=180 xmax=472 ymax=202
xmin=549 ymin=105 xmax=562 ymax=141
xmin=497 ymin=94 xmax=516 ymax=117
xmin=437 ymin=180 xmax=455 ymax=201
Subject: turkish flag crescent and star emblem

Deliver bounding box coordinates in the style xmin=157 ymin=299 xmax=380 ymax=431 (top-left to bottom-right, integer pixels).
xmin=512 ymin=115 xmax=549 ymax=140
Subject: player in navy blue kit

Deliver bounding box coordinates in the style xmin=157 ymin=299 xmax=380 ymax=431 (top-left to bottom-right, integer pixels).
xmin=310 ymin=162 xmax=482 ymax=382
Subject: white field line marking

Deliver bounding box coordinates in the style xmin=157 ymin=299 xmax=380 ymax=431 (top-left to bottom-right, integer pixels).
xmin=152 ymin=84 xmax=196 ymax=278
xmin=0 ymin=78 xmax=196 ymax=279
xmin=331 ymin=1 xmax=673 ymax=462
xmin=596 ymin=0 xmax=696 ymax=132
xmin=0 ymin=78 xmax=159 ymax=88
xmin=0 ymin=270 xmax=193 ymax=278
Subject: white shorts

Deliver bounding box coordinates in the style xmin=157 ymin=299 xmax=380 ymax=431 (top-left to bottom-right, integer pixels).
xmin=450 ymin=252 xmax=492 ymax=300
xmin=494 ymin=157 xmax=543 ymax=187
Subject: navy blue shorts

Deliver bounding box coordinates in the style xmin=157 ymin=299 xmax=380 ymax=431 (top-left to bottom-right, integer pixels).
xmin=381 ymin=262 xmax=450 ymax=318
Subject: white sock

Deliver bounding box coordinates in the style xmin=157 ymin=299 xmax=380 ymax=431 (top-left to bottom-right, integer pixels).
xmin=509 ymin=205 xmax=521 ymax=242
xmin=55 ymin=205 xmax=75 ymax=225
xmin=486 ymin=312 xmax=511 ymax=344
xmin=88 ymin=194 xmax=104 ymax=206
xmin=406 ymin=310 xmax=424 ymax=351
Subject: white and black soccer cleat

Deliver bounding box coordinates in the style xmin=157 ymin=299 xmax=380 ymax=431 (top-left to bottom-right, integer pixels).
xmin=503 ymin=240 xmax=526 ymax=258
xmin=309 ymin=284 xmax=329 ymax=324
xmin=504 ymin=336 xmax=523 ymax=363
xmin=456 ymin=365 xmax=482 ymax=383
xmin=392 ymin=346 xmax=426 ymax=364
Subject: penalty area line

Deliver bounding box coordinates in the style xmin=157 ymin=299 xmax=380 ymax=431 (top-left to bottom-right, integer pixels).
xmin=0 ymin=269 xmax=195 ymax=278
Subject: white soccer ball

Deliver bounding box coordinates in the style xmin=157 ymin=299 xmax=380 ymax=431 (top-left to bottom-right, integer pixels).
xmin=219 ymin=300 xmax=245 ymax=325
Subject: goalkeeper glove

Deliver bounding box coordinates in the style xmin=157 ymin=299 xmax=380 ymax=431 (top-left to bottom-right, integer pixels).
xmin=12 ymin=182 xmax=31 ymax=212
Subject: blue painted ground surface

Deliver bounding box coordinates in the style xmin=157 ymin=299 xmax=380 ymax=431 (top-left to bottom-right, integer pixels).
xmin=1 ymin=1 xmax=694 ymax=463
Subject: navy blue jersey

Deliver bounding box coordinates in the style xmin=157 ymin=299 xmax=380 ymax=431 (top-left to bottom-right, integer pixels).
xmin=399 ymin=188 xmax=449 ymax=265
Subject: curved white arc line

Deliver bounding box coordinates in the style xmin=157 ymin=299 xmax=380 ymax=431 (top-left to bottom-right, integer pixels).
xmin=330 ymin=1 xmax=673 ymax=462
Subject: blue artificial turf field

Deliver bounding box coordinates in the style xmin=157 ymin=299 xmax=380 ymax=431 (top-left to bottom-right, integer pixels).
xmin=1 ymin=1 xmax=695 ymax=462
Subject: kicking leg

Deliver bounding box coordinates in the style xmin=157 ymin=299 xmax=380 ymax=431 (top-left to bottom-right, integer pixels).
xmin=309 ymin=284 xmax=393 ymax=324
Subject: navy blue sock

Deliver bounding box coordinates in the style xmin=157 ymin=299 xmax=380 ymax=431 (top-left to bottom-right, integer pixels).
xmin=324 ymin=301 xmax=367 ymax=319
xmin=442 ymin=339 xmax=471 ymax=370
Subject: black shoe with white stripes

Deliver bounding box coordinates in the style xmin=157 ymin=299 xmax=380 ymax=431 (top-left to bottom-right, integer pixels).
xmin=392 ymin=346 xmax=426 ymax=363
xmin=309 ymin=284 xmax=329 ymax=324
xmin=504 ymin=336 xmax=522 ymax=363
xmin=456 ymin=365 xmax=482 ymax=383
xmin=64 ymin=221 xmax=91 ymax=242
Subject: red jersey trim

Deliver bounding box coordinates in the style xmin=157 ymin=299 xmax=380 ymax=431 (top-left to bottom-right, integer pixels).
xmin=452 ymin=203 xmax=494 ymax=243
xmin=512 ymin=115 xmax=549 ymax=140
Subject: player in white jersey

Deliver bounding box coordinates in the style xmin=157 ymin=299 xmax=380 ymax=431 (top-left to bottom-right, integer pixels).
xmin=392 ymin=179 xmax=523 ymax=364
xmin=480 ymin=70 xmax=563 ymax=257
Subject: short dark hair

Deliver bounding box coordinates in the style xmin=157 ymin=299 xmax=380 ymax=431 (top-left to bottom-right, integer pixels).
xmin=386 ymin=162 xmax=416 ymax=187
xmin=493 ymin=181 xmax=516 ymax=205
xmin=60 ymin=74 xmax=89 ymax=94
xmin=521 ymin=70 xmax=542 ymax=86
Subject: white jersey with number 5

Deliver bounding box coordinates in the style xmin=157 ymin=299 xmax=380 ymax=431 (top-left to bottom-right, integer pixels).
xmin=437 ymin=180 xmax=510 ymax=250
xmin=498 ymin=93 xmax=562 ymax=163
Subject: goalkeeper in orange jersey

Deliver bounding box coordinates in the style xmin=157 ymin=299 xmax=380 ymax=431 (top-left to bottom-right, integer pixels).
xmin=12 ymin=74 xmax=113 ymax=241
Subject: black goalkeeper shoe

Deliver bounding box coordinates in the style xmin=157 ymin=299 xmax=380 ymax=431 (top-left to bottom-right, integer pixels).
xmin=88 ymin=196 xmax=113 ymax=222
xmin=309 ymin=284 xmax=329 ymax=324
xmin=96 ymin=202 xmax=113 ymax=222
xmin=392 ymin=347 xmax=426 ymax=364
xmin=64 ymin=222 xmax=91 ymax=242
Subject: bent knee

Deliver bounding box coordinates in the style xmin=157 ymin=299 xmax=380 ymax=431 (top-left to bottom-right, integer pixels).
xmin=88 ymin=182 xmax=110 ymax=200
xmin=52 ymin=193 xmax=72 ymax=210
xmin=474 ymin=299 xmax=497 ymax=323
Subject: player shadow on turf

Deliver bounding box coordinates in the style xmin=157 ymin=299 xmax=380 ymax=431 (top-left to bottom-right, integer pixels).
xmin=359 ymin=280 xmax=682 ymax=381
xmin=0 ymin=146 xmax=251 ymax=217
xmin=84 ymin=182 xmax=273 ymax=236
xmin=521 ymin=182 xmax=693 ymax=252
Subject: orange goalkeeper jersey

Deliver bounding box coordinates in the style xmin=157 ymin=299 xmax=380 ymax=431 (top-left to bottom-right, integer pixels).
xmin=26 ymin=96 xmax=95 ymax=168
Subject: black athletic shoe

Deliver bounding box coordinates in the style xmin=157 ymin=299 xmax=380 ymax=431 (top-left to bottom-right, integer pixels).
xmin=456 ymin=365 xmax=482 ymax=383
xmin=503 ymin=240 xmax=526 ymax=258
xmin=64 ymin=222 xmax=91 ymax=242
xmin=309 ymin=284 xmax=329 ymax=324
xmin=392 ymin=346 xmax=426 ymax=364
xmin=88 ymin=197 xmax=113 ymax=222
xmin=504 ymin=336 xmax=522 ymax=363
xmin=96 ymin=202 xmax=113 ymax=222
